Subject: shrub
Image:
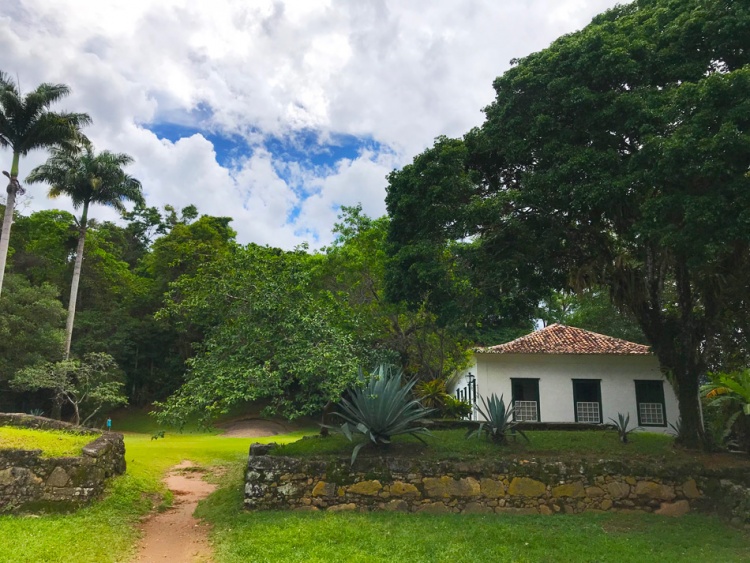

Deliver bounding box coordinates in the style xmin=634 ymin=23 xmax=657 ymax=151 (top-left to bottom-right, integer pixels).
xmin=608 ymin=412 xmax=638 ymax=443
xmin=327 ymin=365 xmax=434 ymax=464
xmin=466 ymin=393 xmax=528 ymax=444
xmin=440 ymin=395 xmax=472 ymax=420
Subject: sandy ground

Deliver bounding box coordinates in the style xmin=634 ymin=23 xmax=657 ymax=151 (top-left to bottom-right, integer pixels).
xmin=218 ymin=417 xmax=293 ymax=438
xmin=129 ymin=416 xmax=311 ymax=561
xmin=133 ymin=461 xmax=216 ymax=563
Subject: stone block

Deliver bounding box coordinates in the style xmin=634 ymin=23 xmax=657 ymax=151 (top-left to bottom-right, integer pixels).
xmin=347 ymin=480 xmax=382 ymax=496
xmin=328 ymin=503 xmax=357 ymax=512
xmin=423 ymin=476 xmax=480 ymax=499
xmin=495 ymin=507 xmax=538 ymax=515
xmin=480 ymin=478 xmax=506 ymax=498
xmin=635 ymin=481 xmax=675 ymax=501
xmin=508 ymin=477 xmax=546 ymax=497
xmin=600 ymin=499 xmax=613 ymax=511
xmin=538 ymin=504 xmax=553 ymax=515
xmin=682 ymin=479 xmax=702 ymax=499
xmin=606 ymin=481 xmax=630 ymax=499
xmin=552 ymin=482 xmax=585 ymax=498
xmin=389 ymin=481 xmax=419 ymax=497
xmin=311 ymin=481 xmax=336 ymax=497
xmin=585 ymin=486 xmax=605 ymax=498
xmin=655 ymin=500 xmax=690 ymax=517
xmin=416 ymin=502 xmax=450 ymax=514
xmin=46 ymin=466 xmax=70 ymax=488
xmin=462 ymin=502 xmax=493 ymax=515
xmin=382 ymin=499 xmax=409 ymax=512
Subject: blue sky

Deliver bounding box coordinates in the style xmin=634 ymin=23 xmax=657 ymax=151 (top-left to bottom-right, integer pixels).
xmin=1 ymin=0 xmax=624 ymax=248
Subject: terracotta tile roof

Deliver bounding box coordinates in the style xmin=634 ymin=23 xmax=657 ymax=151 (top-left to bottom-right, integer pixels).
xmin=475 ymin=324 xmax=651 ymax=355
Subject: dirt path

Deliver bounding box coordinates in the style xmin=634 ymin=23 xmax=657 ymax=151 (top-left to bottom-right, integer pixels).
xmin=133 ymin=461 xmax=216 ymax=563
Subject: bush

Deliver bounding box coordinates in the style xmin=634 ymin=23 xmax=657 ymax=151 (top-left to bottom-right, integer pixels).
xmin=327 ymin=365 xmax=434 ymax=464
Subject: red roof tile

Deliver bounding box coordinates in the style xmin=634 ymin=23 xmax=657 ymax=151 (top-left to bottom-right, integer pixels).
xmin=475 ymin=324 xmax=651 ymax=355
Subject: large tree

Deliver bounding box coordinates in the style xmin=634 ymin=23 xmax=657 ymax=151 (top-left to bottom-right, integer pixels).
xmin=0 ymin=73 xmax=90 ymax=298
xmin=27 ymin=146 xmax=143 ymax=358
xmin=387 ymin=0 xmax=750 ymax=448
xmin=156 ymin=244 xmax=364 ymax=426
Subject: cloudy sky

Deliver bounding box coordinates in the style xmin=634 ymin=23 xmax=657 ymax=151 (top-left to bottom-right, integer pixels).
xmin=0 ymin=0 xmax=623 ymax=248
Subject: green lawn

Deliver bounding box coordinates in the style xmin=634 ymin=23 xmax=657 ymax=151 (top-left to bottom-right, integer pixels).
xmin=0 ymin=421 xmax=748 ymax=563
xmin=200 ymin=463 xmax=750 ymax=563
xmin=0 ymin=426 xmax=96 ymax=458
xmin=273 ymin=429 xmax=687 ymax=462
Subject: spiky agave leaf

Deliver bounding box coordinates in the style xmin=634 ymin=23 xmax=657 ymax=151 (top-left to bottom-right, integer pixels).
xmin=328 ymin=364 xmax=434 ymax=463
xmin=466 ymin=393 xmax=528 ymax=444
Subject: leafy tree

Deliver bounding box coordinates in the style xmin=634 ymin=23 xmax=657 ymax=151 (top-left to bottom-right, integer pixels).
xmin=141 ymin=214 xmax=236 ymax=294
xmin=388 ymin=0 xmax=750 ymax=448
xmin=538 ymin=289 xmax=647 ymax=344
xmin=320 ymin=206 xmax=475 ymax=380
xmin=0 ymin=72 xmax=90 ymax=298
xmin=385 ymin=137 xmax=543 ymax=345
xmin=11 ymin=352 xmax=127 ymax=426
xmin=8 ymin=209 xmax=78 ymax=288
xmin=0 ymin=274 xmax=65 ymax=410
xmin=155 ymin=244 xmax=363 ymax=426
xmin=27 ymin=146 xmax=143 ymax=358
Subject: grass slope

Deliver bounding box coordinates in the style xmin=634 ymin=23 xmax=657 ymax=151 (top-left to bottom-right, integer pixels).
xmin=0 ymin=426 xmax=95 ymax=458
xmin=274 ymin=429 xmax=685 ymax=462
xmin=1 ymin=419 xmax=748 ymax=563
xmin=0 ymin=431 xmax=302 ymax=563
xmin=199 ymin=463 xmax=750 ymax=563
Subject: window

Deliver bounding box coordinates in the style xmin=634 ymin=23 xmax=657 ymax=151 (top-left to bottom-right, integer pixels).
xmin=511 ymin=378 xmax=540 ymax=422
xmin=572 ymin=379 xmax=602 ymax=423
xmin=635 ymin=380 xmax=667 ymax=427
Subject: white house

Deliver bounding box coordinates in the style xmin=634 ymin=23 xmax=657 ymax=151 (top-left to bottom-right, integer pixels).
xmin=454 ymin=324 xmax=679 ymax=433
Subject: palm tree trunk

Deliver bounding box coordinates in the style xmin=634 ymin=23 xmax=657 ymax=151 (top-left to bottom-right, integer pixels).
xmin=64 ymin=202 xmax=88 ymax=359
xmin=0 ymin=152 xmax=21 ymax=299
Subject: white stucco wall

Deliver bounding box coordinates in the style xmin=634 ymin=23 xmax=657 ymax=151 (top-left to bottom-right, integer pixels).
xmin=465 ymin=353 xmax=679 ymax=434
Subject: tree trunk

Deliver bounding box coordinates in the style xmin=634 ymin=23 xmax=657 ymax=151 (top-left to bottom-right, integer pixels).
xmin=51 ymin=395 xmax=63 ymax=420
xmin=673 ymin=365 xmax=705 ymax=449
xmin=0 ymin=152 xmax=21 ymax=299
xmin=72 ymin=402 xmax=80 ymax=426
xmin=64 ymin=203 xmax=88 ymax=359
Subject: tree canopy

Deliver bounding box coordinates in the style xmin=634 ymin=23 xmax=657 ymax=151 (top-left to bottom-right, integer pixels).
xmin=386 ymin=0 xmax=750 ymax=448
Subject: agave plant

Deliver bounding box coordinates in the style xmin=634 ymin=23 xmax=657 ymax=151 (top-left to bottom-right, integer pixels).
xmin=608 ymin=412 xmax=638 ymax=443
xmin=329 ymin=365 xmax=434 ymax=464
xmin=466 ymin=393 xmax=528 ymax=444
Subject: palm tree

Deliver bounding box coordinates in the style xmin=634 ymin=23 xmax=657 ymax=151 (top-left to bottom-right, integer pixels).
xmin=0 ymin=72 xmax=91 ymax=298
xmin=27 ymin=146 xmax=144 ymax=358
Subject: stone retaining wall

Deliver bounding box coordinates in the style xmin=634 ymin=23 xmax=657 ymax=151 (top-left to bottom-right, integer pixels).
xmin=245 ymin=447 xmax=750 ymax=525
xmin=0 ymin=414 xmax=126 ymax=513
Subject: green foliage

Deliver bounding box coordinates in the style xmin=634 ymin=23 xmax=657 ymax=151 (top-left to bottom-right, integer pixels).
xmin=318 ymin=206 xmax=473 ymax=380
xmin=466 ymin=394 xmax=528 ymax=445
xmin=386 ymin=0 xmax=750 ymax=448
xmin=414 ymin=378 xmax=447 ymax=410
xmin=328 ymin=365 xmax=434 ymax=464
xmin=11 ymin=352 xmax=127 ymax=426
xmin=414 ymin=378 xmax=472 ymax=419
xmin=155 ymin=244 xmax=362 ymax=426
xmin=440 ymin=395 xmax=473 ymax=420
xmin=0 ymin=274 xmax=65 ymax=381
xmin=539 ymin=289 xmax=647 ymax=344
xmin=608 ymin=413 xmax=638 ymax=444
xmin=702 ymin=370 xmax=750 ymax=451
xmin=385 ymin=138 xmax=540 ymax=342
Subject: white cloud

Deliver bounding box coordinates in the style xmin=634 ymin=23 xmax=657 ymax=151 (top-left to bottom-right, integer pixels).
xmin=0 ymin=0 xmax=626 ymax=248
